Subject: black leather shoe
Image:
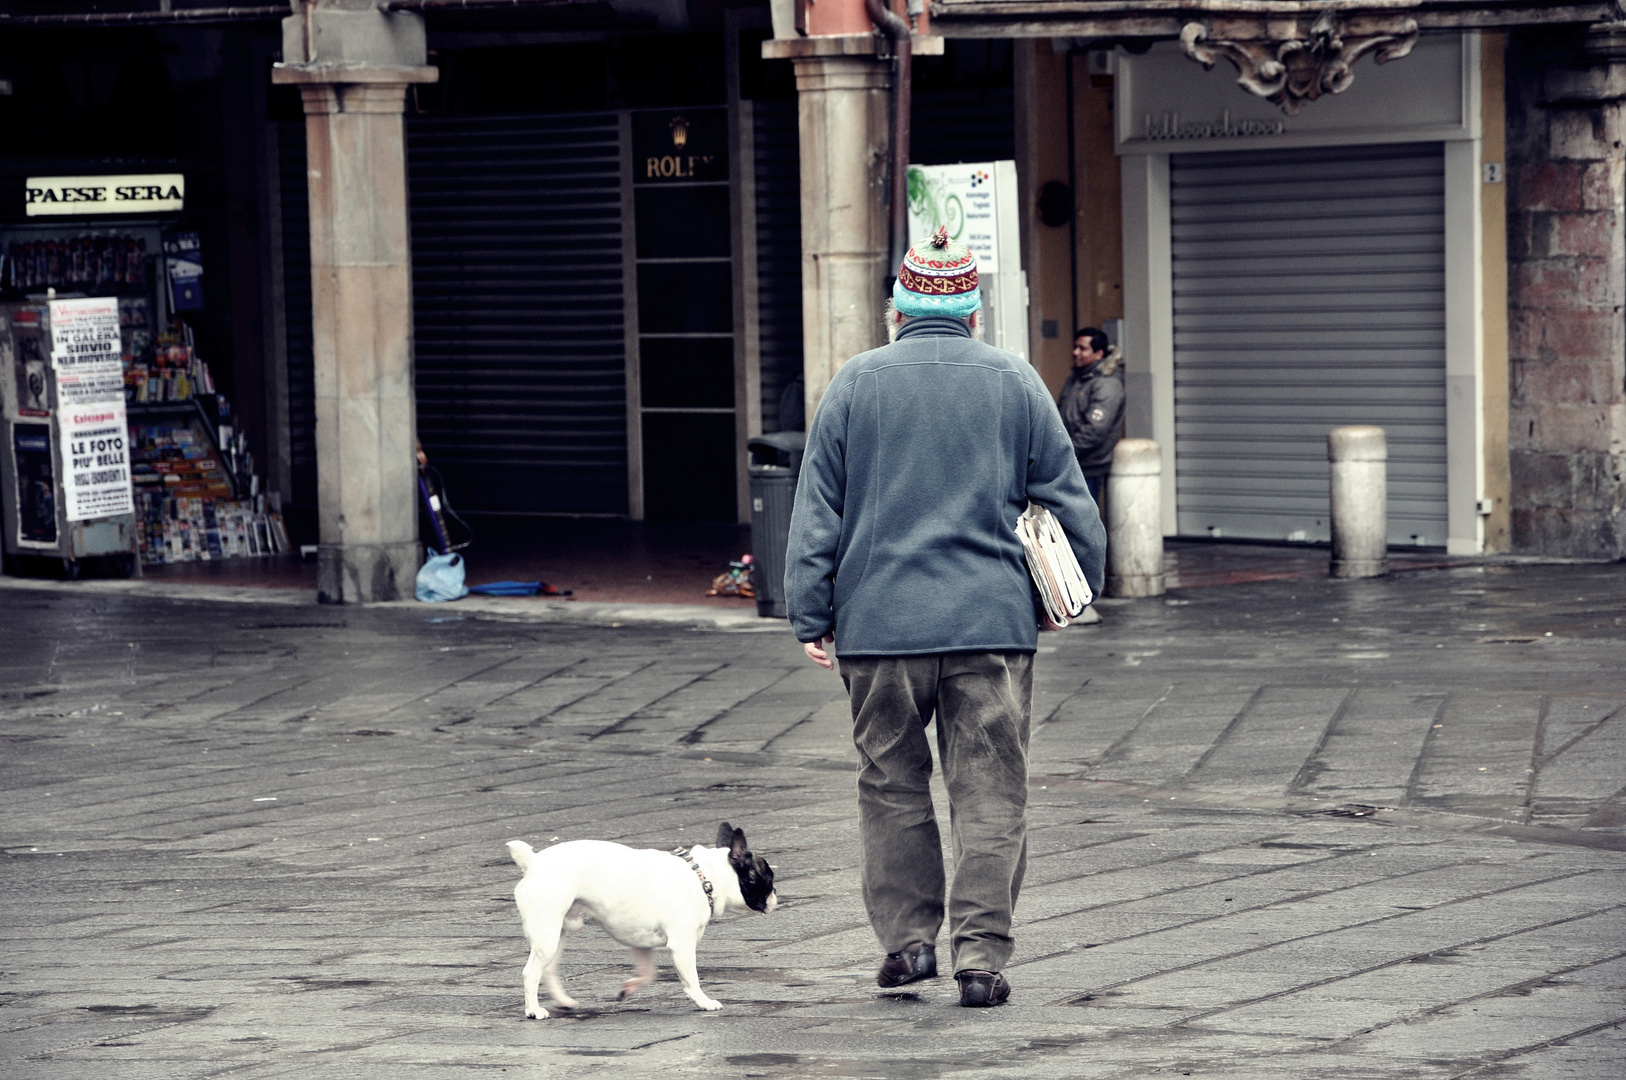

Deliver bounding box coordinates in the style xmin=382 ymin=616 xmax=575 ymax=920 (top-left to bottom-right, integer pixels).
xmin=877 ymin=941 xmax=937 ymax=987
xmin=956 ymin=969 xmax=1010 ymax=1007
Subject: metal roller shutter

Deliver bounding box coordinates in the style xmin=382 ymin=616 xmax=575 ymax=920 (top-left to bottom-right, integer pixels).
xmin=407 ymin=112 xmax=627 ymax=516
xmin=752 ymin=99 xmax=803 ymax=432
xmin=1170 ymin=142 xmax=1448 ymax=547
xmin=277 ymin=121 xmax=317 ymax=514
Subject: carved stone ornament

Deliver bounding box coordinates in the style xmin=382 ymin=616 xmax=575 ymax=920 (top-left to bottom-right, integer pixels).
xmin=1180 ymin=10 xmax=1420 ymax=116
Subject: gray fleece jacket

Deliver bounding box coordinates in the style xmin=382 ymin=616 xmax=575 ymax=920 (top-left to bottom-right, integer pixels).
xmin=785 ymin=317 xmax=1107 ymax=657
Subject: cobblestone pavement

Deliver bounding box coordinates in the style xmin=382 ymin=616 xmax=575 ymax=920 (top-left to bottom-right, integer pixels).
xmin=1 ymin=562 xmax=1622 ymax=1080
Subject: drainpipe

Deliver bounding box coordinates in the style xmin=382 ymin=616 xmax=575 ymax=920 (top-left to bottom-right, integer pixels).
xmin=865 ymin=0 xmax=912 ymax=277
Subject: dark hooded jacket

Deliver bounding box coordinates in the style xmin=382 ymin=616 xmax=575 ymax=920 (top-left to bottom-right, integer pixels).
xmin=1057 ymin=346 xmax=1125 ymax=476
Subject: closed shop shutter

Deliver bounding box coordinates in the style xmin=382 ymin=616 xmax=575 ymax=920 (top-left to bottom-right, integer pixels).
xmin=407 ymin=112 xmax=627 ymax=515
xmin=752 ymin=98 xmax=803 ymax=432
xmin=1170 ymin=142 xmax=1448 ymax=546
xmin=277 ymin=121 xmax=317 ymax=514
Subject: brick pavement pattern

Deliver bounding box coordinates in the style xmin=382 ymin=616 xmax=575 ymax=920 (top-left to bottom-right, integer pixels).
xmin=1 ymin=562 xmax=1623 ymax=1079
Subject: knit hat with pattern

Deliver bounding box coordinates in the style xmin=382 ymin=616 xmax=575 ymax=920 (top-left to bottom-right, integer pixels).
xmin=893 ymin=226 xmax=981 ymax=318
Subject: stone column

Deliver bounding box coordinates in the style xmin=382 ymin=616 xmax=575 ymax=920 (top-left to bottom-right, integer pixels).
xmin=1328 ymin=426 xmax=1388 ymax=579
xmin=272 ymin=3 xmax=436 ymax=602
xmin=1505 ymin=24 xmax=1626 ymax=559
xmin=765 ymin=36 xmax=891 ymax=422
xmin=764 ymin=35 xmax=942 ymax=421
xmin=1106 ymin=439 xmax=1165 ymax=598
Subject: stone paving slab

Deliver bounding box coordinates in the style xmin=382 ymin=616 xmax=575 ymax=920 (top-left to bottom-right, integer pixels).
xmin=1 ymin=561 xmax=1623 ymax=1079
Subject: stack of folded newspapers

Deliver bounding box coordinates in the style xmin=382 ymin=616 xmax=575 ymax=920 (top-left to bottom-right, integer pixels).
xmin=1016 ymin=503 xmax=1093 ymax=628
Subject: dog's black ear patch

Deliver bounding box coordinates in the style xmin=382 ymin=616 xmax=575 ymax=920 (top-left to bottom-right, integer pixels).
xmin=719 ymin=824 xmax=775 ymax=912
xmin=733 ymin=852 xmax=776 ymax=913
xmin=726 ymin=826 xmax=750 ymax=866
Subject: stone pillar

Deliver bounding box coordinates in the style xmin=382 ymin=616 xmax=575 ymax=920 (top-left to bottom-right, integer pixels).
xmin=764 ymin=34 xmax=943 ymax=421
xmin=764 ymin=36 xmax=891 ymax=422
xmin=1505 ymin=24 xmax=1626 ymax=559
xmin=1329 ymin=426 xmax=1389 ymax=579
xmin=272 ymin=2 xmax=436 ymax=602
xmin=1106 ymin=438 xmax=1165 ymax=598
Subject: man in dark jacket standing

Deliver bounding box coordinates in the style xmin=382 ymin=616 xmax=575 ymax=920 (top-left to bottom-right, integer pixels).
xmin=785 ymin=229 xmax=1106 ymax=1008
xmin=1057 ymin=327 xmax=1125 ymax=507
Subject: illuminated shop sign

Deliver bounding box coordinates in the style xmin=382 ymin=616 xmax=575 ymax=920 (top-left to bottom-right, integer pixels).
xmin=24 ymin=174 xmax=185 ymax=217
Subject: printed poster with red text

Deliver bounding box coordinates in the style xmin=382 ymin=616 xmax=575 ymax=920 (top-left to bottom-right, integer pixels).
xmin=49 ymin=297 xmax=133 ymax=521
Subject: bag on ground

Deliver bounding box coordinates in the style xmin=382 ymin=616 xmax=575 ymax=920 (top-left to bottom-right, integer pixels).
xmin=416 ymin=548 xmax=468 ymax=602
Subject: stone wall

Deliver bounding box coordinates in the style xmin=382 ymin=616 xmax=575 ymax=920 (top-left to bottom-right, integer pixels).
xmin=1504 ymin=28 xmax=1626 ymax=559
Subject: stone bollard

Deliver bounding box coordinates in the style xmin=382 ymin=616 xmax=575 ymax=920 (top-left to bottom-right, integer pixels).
xmin=1106 ymin=438 xmax=1165 ymax=598
xmin=1328 ymin=426 xmax=1388 ymax=579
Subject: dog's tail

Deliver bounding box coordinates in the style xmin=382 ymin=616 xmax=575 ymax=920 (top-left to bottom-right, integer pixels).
xmin=506 ymin=839 xmax=536 ymax=872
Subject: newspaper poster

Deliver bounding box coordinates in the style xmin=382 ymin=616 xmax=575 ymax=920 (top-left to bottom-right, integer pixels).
xmin=57 ymin=403 xmax=134 ymax=520
xmin=906 ymin=162 xmax=1001 ymax=274
xmin=48 ymin=297 xmax=133 ymax=521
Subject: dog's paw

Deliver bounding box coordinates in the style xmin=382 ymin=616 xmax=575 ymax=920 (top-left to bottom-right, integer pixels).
xmin=525 ymin=1006 xmax=549 ymax=1020
xmin=693 ymin=997 xmax=723 ymax=1012
xmin=549 ymin=995 xmax=579 ymax=1010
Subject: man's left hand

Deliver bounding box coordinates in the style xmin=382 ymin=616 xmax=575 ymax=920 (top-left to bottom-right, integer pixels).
xmin=802 ymin=634 xmax=835 ymax=670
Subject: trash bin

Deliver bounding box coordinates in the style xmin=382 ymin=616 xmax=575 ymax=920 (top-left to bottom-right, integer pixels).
xmin=747 ymin=431 xmax=805 ymax=618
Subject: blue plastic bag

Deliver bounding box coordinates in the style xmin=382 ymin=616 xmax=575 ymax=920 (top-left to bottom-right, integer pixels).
xmin=415 ymin=548 xmax=468 ymax=602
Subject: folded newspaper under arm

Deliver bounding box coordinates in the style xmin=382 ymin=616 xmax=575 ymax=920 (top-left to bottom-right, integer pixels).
xmin=1016 ymin=503 xmax=1093 ymax=629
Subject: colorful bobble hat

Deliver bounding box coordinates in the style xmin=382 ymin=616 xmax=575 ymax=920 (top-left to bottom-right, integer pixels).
xmin=893 ymin=226 xmax=982 ymax=318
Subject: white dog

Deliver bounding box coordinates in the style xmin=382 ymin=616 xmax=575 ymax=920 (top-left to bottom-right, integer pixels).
xmin=506 ymin=822 xmax=777 ymax=1017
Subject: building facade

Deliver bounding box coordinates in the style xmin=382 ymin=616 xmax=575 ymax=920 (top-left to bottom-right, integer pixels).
xmin=963 ymin=4 xmax=1625 ymax=561
xmin=2 ymin=0 xmax=1618 ymax=601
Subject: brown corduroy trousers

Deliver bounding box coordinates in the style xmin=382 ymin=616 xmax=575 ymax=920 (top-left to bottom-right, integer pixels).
xmin=839 ymin=651 xmax=1034 ymax=975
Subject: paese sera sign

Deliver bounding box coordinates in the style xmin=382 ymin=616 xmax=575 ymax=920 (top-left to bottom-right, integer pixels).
xmin=25 ymin=174 xmax=184 ymax=217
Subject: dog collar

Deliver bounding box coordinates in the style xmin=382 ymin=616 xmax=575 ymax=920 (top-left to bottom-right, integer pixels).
xmin=672 ymin=847 xmax=716 ymax=910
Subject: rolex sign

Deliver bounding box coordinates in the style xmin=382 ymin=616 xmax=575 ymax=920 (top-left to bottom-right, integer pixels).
xmin=632 ymin=111 xmax=726 ymax=184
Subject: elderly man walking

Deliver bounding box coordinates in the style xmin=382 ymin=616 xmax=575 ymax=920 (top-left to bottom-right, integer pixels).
xmin=785 ymin=229 xmax=1106 ymax=1007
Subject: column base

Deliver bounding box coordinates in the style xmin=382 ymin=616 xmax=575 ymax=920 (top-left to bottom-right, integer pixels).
xmin=318 ymin=541 xmax=422 ymax=604
xmin=1330 ymin=558 xmax=1388 ymax=580
xmin=1106 ymin=573 xmax=1165 ymax=599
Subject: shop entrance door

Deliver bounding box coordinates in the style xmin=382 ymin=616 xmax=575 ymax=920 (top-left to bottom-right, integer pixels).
xmin=1168 ymin=142 xmax=1449 ymax=546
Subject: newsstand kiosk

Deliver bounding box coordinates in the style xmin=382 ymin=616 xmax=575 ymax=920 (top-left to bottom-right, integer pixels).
xmin=1 ymin=171 xmax=288 ymax=577
xmin=0 ymin=174 xmax=181 ymax=577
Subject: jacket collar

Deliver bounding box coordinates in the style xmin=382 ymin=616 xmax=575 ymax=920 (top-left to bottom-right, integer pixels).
xmin=1070 ymin=345 xmax=1123 ymax=379
xmin=1069 ymin=350 xmax=1124 ymax=382
xmin=895 ymin=316 xmax=972 ymax=342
